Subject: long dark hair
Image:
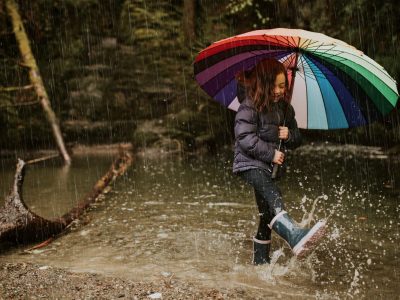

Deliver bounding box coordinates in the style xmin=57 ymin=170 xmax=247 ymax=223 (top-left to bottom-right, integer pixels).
xmin=236 ymin=58 xmax=288 ymax=112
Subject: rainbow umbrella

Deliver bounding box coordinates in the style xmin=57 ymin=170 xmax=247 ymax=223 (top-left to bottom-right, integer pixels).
xmin=194 ymin=28 xmax=399 ymax=129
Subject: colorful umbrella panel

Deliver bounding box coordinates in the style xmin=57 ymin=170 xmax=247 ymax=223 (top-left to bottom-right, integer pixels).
xmin=194 ymin=28 xmax=399 ymax=129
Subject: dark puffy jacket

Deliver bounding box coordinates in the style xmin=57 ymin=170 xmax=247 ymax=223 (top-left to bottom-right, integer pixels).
xmin=233 ymin=97 xmax=301 ymax=175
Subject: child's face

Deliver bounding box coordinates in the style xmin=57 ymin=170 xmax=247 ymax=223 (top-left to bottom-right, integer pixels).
xmin=271 ymin=72 xmax=286 ymax=101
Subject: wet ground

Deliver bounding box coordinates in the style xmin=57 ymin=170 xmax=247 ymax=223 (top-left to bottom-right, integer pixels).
xmin=0 ymin=261 xmax=246 ymax=299
xmin=0 ymin=142 xmax=399 ymax=299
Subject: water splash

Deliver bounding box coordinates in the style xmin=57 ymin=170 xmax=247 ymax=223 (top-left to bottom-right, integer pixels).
xmin=299 ymin=194 xmax=329 ymax=227
xmin=347 ymin=268 xmax=361 ymax=297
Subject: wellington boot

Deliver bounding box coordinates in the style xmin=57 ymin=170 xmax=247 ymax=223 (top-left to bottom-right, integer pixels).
xmin=269 ymin=211 xmax=326 ymax=258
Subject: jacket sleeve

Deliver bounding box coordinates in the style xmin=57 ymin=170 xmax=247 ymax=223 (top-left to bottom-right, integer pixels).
xmin=284 ymin=105 xmax=302 ymax=149
xmin=234 ymin=105 xmax=277 ymax=163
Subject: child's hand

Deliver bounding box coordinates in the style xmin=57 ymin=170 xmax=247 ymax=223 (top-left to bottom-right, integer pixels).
xmin=278 ymin=126 xmax=289 ymax=140
xmin=273 ymin=150 xmax=285 ymax=165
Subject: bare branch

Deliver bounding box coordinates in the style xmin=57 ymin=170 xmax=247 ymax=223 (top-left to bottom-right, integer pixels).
xmin=0 ymin=100 xmax=39 ymax=109
xmin=0 ymin=85 xmax=34 ymax=92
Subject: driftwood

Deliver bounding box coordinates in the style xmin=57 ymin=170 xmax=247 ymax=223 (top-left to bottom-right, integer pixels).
xmin=0 ymin=150 xmax=133 ymax=246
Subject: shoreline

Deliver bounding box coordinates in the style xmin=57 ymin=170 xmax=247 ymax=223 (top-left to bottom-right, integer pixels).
xmin=1 ymin=141 xmax=399 ymax=162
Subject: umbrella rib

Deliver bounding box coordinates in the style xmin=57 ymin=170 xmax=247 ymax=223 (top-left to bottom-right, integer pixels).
xmin=300 ymin=41 xmax=350 ymax=80
xmin=305 ymin=46 xmax=372 ymax=79
xmin=299 ymin=38 xmax=313 ymax=49
xmin=299 ymin=54 xmax=341 ymax=87
xmin=300 ymin=39 xmax=323 ymax=51
xmin=290 ymin=35 xmax=298 ymax=48
xmin=275 ymin=35 xmax=289 ymax=47
xmin=263 ymin=35 xmax=279 ymax=46
xmin=269 ymin=34 xmax=295 ymax=48
xmin=280 ymin=52 xmax=296 ymax=68
xmin=290 ymin=53 xmax=297 ymax=65
xmin=306 ymin=44 xmax=338 ymax=58
xmin=297 ymin=55 xmax=323 ymax=81
xmin=267 ymin=35 xmax=292 ymax=48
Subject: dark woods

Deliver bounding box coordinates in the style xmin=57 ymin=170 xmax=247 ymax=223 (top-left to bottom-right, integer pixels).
xmin=0 ymin=0 xmax=399 ymax=153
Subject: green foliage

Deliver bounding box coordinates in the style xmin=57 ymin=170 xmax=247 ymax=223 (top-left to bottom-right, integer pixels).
xmin=119 ymin=0 xmax=182 ymax=46
xmin=1 ymin=0 xmax=398 ymax=150
xmin=223 ymin=0 xmax=399 ymax=83
xmin=226 ymin=0 xmax=274 ymax=28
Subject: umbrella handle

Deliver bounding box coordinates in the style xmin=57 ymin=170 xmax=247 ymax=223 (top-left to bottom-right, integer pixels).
xmin=271 ymin=138 xmax=283 ymax=179
xmin=271 ymin=163 xmax=279 ymax=179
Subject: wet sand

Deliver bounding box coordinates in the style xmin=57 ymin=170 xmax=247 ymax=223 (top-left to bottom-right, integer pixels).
xmin=0 ymin=262 xmax=254 ymax=300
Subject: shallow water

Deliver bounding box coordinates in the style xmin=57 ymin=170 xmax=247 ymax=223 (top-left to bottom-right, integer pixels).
xmin=0 ymin=143 xmax=399 ymax=298
xmin=0 ymin=153 xmax=115 ymax=219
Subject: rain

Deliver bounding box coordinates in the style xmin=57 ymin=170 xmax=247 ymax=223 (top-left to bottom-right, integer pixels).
xmin=0 ymin=0 xmax=399 ymax=299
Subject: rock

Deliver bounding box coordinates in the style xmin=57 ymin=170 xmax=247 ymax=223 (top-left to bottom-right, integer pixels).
xmin=148 ymin=292 xmax=162 ymax=299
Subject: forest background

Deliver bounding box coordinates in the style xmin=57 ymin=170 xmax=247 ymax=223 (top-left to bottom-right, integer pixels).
xmin=1 ymin=0 xmax=399 ymax=154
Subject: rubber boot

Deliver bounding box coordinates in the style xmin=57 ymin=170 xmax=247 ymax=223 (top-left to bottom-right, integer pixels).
xmin=268 ymin=211 xmax=326 ymax=258
xmin=252 ymin=237 xmax=271 ymax=265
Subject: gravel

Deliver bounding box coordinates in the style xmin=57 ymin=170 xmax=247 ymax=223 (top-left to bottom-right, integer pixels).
xmin=0 ymin=262 xmax=252 ymax=299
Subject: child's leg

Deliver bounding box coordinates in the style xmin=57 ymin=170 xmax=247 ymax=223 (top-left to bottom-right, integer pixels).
xmin=254 ymin=190 xmax=271 ymax=240
xmin=239 ymin=168 xmax=286 ymax=218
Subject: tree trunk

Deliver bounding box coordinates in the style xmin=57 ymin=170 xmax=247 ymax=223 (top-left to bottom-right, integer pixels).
xmin=183 ymin=0 xmax=196 ymax=45
xmin=0 ymin=159 xmax=65 ymax=244
xmin=5 ymin=0 xmax=71 ymax=164
xmin=0 ymin=148 xmax=133 ymax=246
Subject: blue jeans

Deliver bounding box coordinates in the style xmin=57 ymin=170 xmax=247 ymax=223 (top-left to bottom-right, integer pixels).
xmin=238 ymin=168 xmax=285 ymax=240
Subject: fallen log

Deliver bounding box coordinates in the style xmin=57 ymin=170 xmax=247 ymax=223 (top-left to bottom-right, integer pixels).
xmin=0 ymin=149 xmax=133 ymax=247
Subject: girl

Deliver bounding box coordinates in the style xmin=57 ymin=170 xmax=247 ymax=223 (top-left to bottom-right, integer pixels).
xmin=233 ymin=58 xmax=326 ymax=265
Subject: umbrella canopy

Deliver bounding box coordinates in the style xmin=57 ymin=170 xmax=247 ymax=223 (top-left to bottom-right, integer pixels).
xmin=194 ymin=28 xmax=399 ymax=129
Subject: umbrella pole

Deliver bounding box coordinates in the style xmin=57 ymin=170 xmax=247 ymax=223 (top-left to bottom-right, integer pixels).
xmin=288 ymin=51 xmax=299 ymax=102
xmin=271 ymin=52 xmax=299 ymax=179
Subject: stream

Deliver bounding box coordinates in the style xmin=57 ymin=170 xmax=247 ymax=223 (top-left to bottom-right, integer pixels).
xmin=0 ymin=143 xmax=399 ymax=299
